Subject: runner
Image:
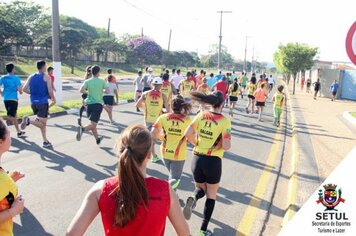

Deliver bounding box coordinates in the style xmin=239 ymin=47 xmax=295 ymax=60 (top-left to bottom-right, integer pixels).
xmin=161 ymin=73 xmax=177 ymax=109
xmin=106 ymin=68 xmax=117 ymax=84
xmin=300 ymin=75 xmax=305 ymax=91
xmin=0 ymin=63 xmax=25 ymax=137
xmin=76 ymin=65 xmax=107 ymax=145
xmin=254 ymin=83 xmax=268 ymax=121
xmin=133 ymin=70 xmax=143 ymax=112
xmin=257 ymin=75 xmax=264 ymax=89
xmin=330 ymin=79 xmax=339 ymax=101
xmin=21 ymin=60 xmax=56 ymax=148
xmin=228 ymin=78 xmax=240 ymax=117
xmin=103 ymin=75 xmax=118 ymax=124
xmin=268 ymin=74 xmax=275 ymax=93
xmin=245 ymin=76 xmax=257 ymax=114
xmin=272 ymin=85 xmax=285 ymax=127
xmin=183 ymin=91 xmax=231 ymax=236
xmin=215 ymin=70 xmax=223 ymax=81
xmin=206 ymin=73 xmax=216 ymax=90
xmin=47 ymin=66 xmax=56 ymax=92
xmin=151 ymin=96 xmax=192 ymax=190
xmin=212 ymin=76 xmax=228 ymax=107
xmin=312 ymin=78 xmax=321 ymax=100
xmin=197 ymin=78 xmax=210 ymax=95
xmin=196 ymin=70 xmax=205 ymax=87
xmin=240 ymin=72 xmax=249 ymax=98
xmin=141 ymin=67 xmax=154 ymax=92
xmin=136 ymin=77 xmax=169 ymax=163
xmin=179 ymin=72 xmax=195 ymax=103
xmin=78 ymin=65 xmax=92 ymax=126
xmin=0 ymin=118 xmax=25 ymax=236
xmin=170 ymin=69 xmax=184 ymax=94
xmin=306 ymin=77 xmax=312 ymax=93
xmin=67 ymin=125 xmax=190 ymax=236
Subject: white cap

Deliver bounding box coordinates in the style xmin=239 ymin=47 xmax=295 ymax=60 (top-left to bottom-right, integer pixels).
xmin=151 ymin=77 xmax=163 ymax=85
xmin=147 ymin=67 xmax=153 ymax=72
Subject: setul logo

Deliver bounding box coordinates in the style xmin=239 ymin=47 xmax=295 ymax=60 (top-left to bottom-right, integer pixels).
xmin=316 ymin=184 xmax=345 ymax=211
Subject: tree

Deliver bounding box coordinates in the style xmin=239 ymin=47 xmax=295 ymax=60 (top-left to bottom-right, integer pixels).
xmin=126 ymin=36 xmax=162 ymax=66
xmin=274 ymin=43 xmax=318 ymax=94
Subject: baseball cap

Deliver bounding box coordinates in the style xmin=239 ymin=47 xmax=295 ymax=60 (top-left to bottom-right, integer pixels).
xmin=151 ymin=77 xmax=163 ymax=85
xmin=147 ymin=67 xmax=153 ymax=72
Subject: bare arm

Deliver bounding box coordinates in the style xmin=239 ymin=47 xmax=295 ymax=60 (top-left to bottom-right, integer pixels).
xmin=44 ymin=74 xmax=56 ymax=103
xmin=23 ymin=76 xmax=31 ymax=94
xmin=162 ymin=94 xmax=170 ymax=113
xmin=66 ymin=181 xmax=102 ymax=236
xmin=184 ymin=125 xmax=197 ymax=146
xmin=80 ymin=84 xmax=87 ymax=94
xmin=0 ymin=196 xmax=25 ymax=224
xmin=168 ymin=188 xmax=190 ymax=236
xmin=136 ymin=92 xmax=146 ymax=109
xmin=114 ymin=88 xmax=119 ymax=104
xmin=222 ymin=136 xmax=231 ymax=151
xmin=151 ymin=126 xmax=164 ymax=141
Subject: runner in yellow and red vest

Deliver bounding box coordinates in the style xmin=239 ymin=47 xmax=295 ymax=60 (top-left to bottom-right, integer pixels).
xmin=161 ymin=73 xmax=177 ymax=110
xmin=179 ymin=72 xmax=195 ymax=103
xmin=183 ymin=91 xmax=231 ymax=235
xmin=136 ymin=77 xmax=169 ymax=163
xmin=151 ymin=96 xmax=192 ymax=190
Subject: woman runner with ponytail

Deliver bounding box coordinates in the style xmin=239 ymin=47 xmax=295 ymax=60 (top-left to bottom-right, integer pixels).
xmin=183 ymin=91 xmax=231 ymax=236
xmin=151 ymin=96 xmax=192 ymax=190
xmin=66 ymin=125 xmax=189 ymax=236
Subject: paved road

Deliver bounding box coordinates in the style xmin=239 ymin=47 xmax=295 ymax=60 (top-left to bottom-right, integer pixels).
xmin=3 ymin=89 xmax=288 ymax=236
xmin=0 ymin=79 xmax=134 ymax=108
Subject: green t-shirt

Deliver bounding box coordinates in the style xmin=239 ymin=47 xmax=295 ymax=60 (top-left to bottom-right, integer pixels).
xmin=83 ymin=77 xmax=107 ymax=104
xmin=230 ymin=74 xmax=237 ymax=82
xmin=242 ymin=76 xmax=249 ymax=86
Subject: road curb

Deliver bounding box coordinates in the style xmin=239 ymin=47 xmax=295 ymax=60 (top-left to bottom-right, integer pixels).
xmin=343 ymin=111 xmax=356 ymax=127
xmin=5 ymin=99 xmax=135 ymax=126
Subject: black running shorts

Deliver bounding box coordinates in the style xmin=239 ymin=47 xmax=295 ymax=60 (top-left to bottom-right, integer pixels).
xmin=87 ymin=103 xmax=103 ymax=123
xmin=31 ymin=103 xmax=49 ymax=118
xmin=256 ymin=101 xmax=265 ymax=107
xmin=103 ymin=96 xmax=114 ymax=106
xmin=191 ymin=154 xmax=222 ymax=184
xmin=248 ymin=94 xmax=255 ymax=100
xmin=4 ymin=100 xmax=18 ymax=117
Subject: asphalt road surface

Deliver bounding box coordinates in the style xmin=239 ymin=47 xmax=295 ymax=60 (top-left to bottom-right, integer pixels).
xmin=3 ymin=88 xmax=288 ymax=236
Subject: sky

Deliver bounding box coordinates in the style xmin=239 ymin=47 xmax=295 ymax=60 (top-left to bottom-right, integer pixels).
xmin=29 ymin=0 xmax=356 ymax=63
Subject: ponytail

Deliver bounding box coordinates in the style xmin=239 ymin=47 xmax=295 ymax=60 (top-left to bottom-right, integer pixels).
xmin=114 ymin=125 xmax=152 ymax=228
xmin=172 ymin=95 xmax=192 ymax=115
xmin=233 ymin=80 xmax=238 ymax=92
xmin=190 ymin=90 xmax=224 ymax=108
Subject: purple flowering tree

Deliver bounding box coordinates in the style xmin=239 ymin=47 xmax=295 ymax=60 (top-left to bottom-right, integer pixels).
xmin=126 ymin=36 xmax=163 ymax=65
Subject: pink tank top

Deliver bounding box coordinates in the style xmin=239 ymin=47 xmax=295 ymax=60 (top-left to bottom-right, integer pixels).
xmin=98 ymin=176 xmax=170 ymax=236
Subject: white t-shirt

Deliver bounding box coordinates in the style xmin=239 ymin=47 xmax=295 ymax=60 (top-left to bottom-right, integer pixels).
xmin=104 ymin=82 xmax=117 ymax=96
xmin=135 ymin=76 xmax=143 ymax=91
xmin=268 ymin=77 xmax=275 ymax=84
xmin=171 ymin=74 xmax=184 ymax=89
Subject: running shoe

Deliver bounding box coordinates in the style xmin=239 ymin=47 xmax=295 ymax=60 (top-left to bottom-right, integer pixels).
xmin=43 ymin=141 xmax=52 ymax=148
xmin=111 ymin=120 xmax=117 ymax=125
xmin=245 ymin=107 xmax=249 ymax=114
xmin=151 ymin=154 xmax=161 ymax=163
xmin=199 ymin=230 xmax=213 ymax=236
xmin=183 ymin=196 xmax=195 ymax=220
xmin=76 ymin=126 xmax=83 ymax=141
xmin=169 ymin=179 xmax=181 ymax=190
xmin=96 ymin=136 xmax=104 ymax=145
xmin=20 ymin=116 xmax=30 ymax=130
xmin=77 ymin=117 xmax=82 ymax=126
xmin=17 ymin=131 xmax=26 ymax=138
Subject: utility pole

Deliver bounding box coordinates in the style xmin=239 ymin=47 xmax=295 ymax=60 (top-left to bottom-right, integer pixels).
xmin=104 ymin=18 xmax=111 ymax=62
xmin=51 ymin=0 xmax=62 ymax=105
xmin=244 ymin=36 xmax=247 ymax=72
xmin=141 ymin=27 xmax=144 ymax=38
xmin=217 ymin=10 xmax=232 ymax=71
xmin=251 ymin=46 xmax=255 ymax=73
xmin=167 ymin=29 xmax=172 ymax=52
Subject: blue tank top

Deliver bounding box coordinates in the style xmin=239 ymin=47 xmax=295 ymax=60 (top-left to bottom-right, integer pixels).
xmin=29 ymin=72 xmax=49 ymax=104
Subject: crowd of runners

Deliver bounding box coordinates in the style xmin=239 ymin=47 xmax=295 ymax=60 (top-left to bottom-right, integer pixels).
xmin=0 ymin=61 xmax=290 ymax=236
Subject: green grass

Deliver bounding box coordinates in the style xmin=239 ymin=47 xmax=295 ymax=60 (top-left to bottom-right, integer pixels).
xmin=0 ymin=92 xmax=134 ymax=119
xmin=350 ymin=112 xmax=356 ymax=118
